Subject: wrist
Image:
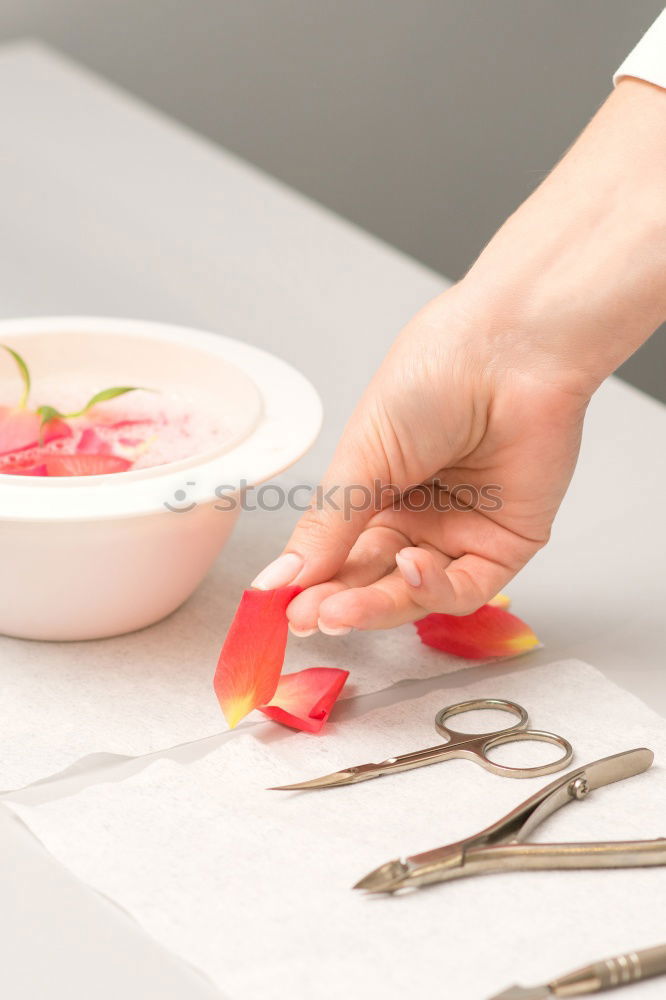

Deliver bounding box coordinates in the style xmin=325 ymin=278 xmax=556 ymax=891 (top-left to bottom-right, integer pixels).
xmin=460 ymin=78 xmax=666 ymax=397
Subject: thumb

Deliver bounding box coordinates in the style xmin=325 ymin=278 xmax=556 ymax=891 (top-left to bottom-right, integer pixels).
xmin=251 ymin=427 xmax=392 ymax=590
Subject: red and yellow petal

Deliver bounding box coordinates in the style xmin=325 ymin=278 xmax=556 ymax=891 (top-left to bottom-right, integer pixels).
xmin=258 ymin=667 xmax=350 ymax=733
xmin=214 ymin=586 xmax=301 ymax=728
xmin=415 ymin=603 xmax=540 ymax=660
xmin=488 ymin=592 xmax=511 ymax=610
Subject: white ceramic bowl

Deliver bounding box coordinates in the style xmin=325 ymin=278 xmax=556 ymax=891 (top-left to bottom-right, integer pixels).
xmin=0 ymin=316 xmax=322 ymax=640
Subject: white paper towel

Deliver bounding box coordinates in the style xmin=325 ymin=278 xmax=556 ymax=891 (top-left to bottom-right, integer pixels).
xmin=0 ymin=507 xmax=518 ymax=790
xmin=9 ymin=660 xmax=666 ymax=1000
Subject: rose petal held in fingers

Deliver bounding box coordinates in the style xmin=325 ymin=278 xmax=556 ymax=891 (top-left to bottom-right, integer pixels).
xmin=415 ymin=603 xmax=540 ymax=659
xmin=258 ymin=667 xmax=350 ymax=733
xmin=214 ymin=585 xmax=302 ymax=728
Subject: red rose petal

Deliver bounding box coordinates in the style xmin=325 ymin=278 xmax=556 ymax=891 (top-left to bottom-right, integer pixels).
xmin=42 ymin=418 xmax=72 ymax=443
xmin=0 ymin=458 xmax=47 ymax=476
xmin=415 ymin=604 xmax=540 ymax=660
xmin=258 ymin=667 xmax=350 ymax=733
xmin=77 ymin=428 xmax=111 ymax=454
xmin=0 ymin=408 xmax=71 ymax=458
xmin=45 ymin=454 xmax=132 ymax=476
xmin=214 ymin=586 xmax=302 ymax=728
xmin=108 ymin=419 xmax=149 ymax=429
xmin=0 ymin=406 xmax=40 ymax=455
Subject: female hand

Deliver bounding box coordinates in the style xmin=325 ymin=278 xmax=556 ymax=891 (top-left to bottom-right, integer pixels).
xmin=252 ymin=79 xmax=666 ymax=634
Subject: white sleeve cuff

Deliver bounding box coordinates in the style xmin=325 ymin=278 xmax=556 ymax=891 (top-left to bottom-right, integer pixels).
xmin=614 ymin=7 xmax=666 ymax=90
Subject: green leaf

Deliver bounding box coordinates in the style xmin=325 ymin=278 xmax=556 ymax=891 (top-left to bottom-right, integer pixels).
xmin=37 ymin=405 xmax=65 ymax=425
xmin=1 ymin=344 xmax=31 ymax=409
xmin=67 ymin=386 xmax=145 ymax=418
xmin=36 ymin=405 xmax=66 ymax=445
xmin=39 ymin=386 xmax=151 ymax=436
xmin=36 ymin=405 xmax=65 ymax=445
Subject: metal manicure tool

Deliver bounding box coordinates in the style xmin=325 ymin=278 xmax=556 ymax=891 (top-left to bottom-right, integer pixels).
xmin=270 ymin=698 xmax=574 ymax=791
xmin=489 ymin=941 xmax=666 ymax=999
xmin=354 ymin=748 xmax=666 ymax=893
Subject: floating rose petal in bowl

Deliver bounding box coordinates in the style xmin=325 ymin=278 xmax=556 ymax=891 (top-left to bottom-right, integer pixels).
xmin=76 ymin=428 xmax=112 ymax=455
xmin=0 ymin=406 xmax=42 ymax=455
xmin=45 ymin=454 xmax=133 ymax=477
xmin=0 ymin=407 xmax=71 ymax=457
xmin=0 ymin=317 xmax=322 ymax=640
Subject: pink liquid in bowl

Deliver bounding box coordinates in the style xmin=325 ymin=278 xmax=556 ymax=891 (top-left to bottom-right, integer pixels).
xmin=0 ymin=387 xmax=239 ymax=476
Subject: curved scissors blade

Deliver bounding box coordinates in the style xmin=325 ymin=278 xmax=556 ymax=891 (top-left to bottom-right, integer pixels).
xmin=270 ymin=740 xmax=463 ymax=791
xmin=487 ymin=988 xmax=549 ymax=1000
xmin=269 ymin=762 xmax=383 ymax=791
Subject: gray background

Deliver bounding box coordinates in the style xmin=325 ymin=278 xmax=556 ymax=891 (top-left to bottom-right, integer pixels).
xmin=0 ymin=0 xmax=664 ymax=400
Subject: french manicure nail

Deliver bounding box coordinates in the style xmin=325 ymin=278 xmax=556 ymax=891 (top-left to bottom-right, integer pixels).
xmin=396 ymin=551 xmax=422 ymax=588
xmin=318 ymin=620 xmax=352 ymax=636
xmin=289 ymin=624 xmax=317 ymax=638
xmin=251 ymin=552 xmax=303 ymax=590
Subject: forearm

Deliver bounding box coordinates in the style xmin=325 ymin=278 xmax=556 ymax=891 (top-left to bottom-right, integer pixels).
xmin=459 ymin=78 xmax=666 ymax=396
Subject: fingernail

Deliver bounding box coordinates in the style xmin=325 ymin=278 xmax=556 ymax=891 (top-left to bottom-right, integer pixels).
xmin=396 ymin=551 xmax=422 ymax=588
xmin=317 ymin=620 xmax=352 ymax=636
xmin=289 ymin=623 xmax=317 ymax=638
xmin=251 ymin=552 xmax=303 ymax=590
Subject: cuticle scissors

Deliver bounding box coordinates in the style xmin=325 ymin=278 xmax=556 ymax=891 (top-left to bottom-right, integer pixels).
xmin=270 ymin=697 xmax=574 ymax=791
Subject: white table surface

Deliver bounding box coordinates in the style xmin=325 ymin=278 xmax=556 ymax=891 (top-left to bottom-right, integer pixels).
xmin=0 ymin=41 xmax=664 ymax=1000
